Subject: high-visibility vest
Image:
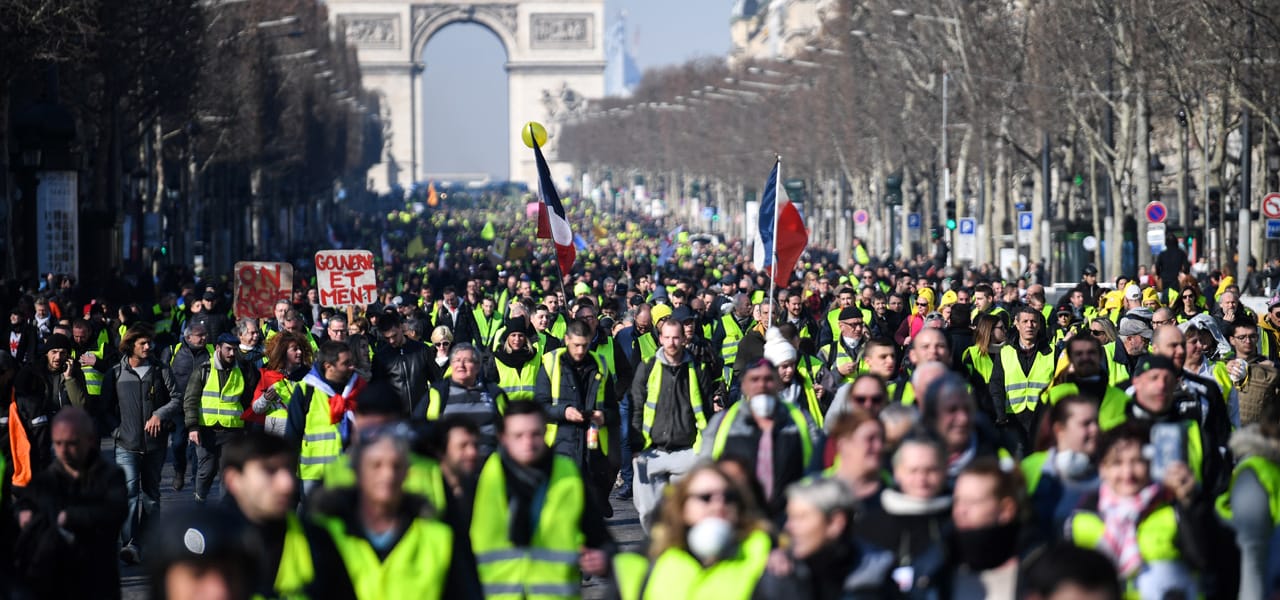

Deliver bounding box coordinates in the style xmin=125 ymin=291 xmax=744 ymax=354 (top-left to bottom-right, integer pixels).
xmin=1020 ymin=450 xmax=1050 ymax=495
xmin=323 ymin=453 xmax=448 ymax=511
xmin=263 ymin=378 xmax=299 ymax=433
xmin=80 ymin=333 xmax=111 ymax=397
xmin=423 ymin=383 xmax=507 ymax=421
xmin=591 ymin=337 xmax=618 ymax=381
xmin=963 ymin=346 xmax=995 ymax=383
xmin=1045 ymin=381 xmax=1127 ymax=408
xmin=321 ymin=513 xmax=453 ymax=600
xmin=1068 ymin=504 xmax=1186 ymax=598
xmin=640 ymin=360 xmax=706 ymax=450
xmin=827 ymin=339 xmax=865 ymax=386
xmin=495 ymin=357 xmax=540 ymax=403
xmin=636 ymin=332 xmax=658 ymax=365
xmin=199 ymin=366 xmax=246 ymax=428
xmin=612 ymin=552 xmax=650 ymax=600
xmin=1216 ymin=454 xmax=1280 ymax=525
xmin=702 ymin=400 xmax=813 ymax=469
xmin=997 ymin=344 xmax=1054 ymax=414
xmin=273 ymin=513 xmax=316 ymax=596
xmin=719 ymin=315 xmax=745 ymax=384
xmin=474 ymin=308 xmax=501 ymax=347
xmin=470 ymin=453 xmax=585 ymax=600
xmin=788 ymin=371 xmax=824 ymax=429
xmin=889 ymin=380 xmax=915 ymax=406
xmin=1103 ymin=342 xmax=1129 ymax=387
xmin=641 ymin=530 xmax=771 ymax=600
xmin=297 ymin=384 xmax=342 ymax=481
xmin=1098 ymin=400 xmax=1205 ymax=484
xmin=549 ymin=313 xmax=567 ymax=339
xmin=542 ymin=349 xmax=611 ymax=455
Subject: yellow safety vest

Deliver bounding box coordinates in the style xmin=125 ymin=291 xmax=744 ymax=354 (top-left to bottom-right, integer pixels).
xmin=273 ymin=513 xmax=316 ymax=596
xmin=997 ymin=344 xmax=1054 ymax=414
xmin=612 ymin=552 xmax=650 ymax=600
xmin=963 ymin=346 xmax=995 ymax=384
xmin=788 ymin=371 xmax=824 ymax=429
xmin=470 ymin=453 xmax=585 ymax=600
xmin=642 ymin=530 xmax=771 ymax=600
xmin=719 ymin=315 xmax=745 ymax=384
xmin=640 ymin=360 xmax=706 ymax=450
xmin=495 ymin=358 xmax=540 ymax=403
xmin=1068 ymin=505 xmax=1185 ymax=600
xmin=321 ymin=514 xmax=453 ymax=600
xmin=323 ymin=453 xmax=449 ymax=513
xmin=298 ymin=384 xmax=342 ymax=481
xmin=199 ymin=366 xmax=246 ymax=428
xmin=703 ymin=401 xmax=813 ymax=468
xmin=542 ymin=349 xmax=611 ymax=455
xmin=474 ymin=309 xmax=501 ymax=347
xmin=423 ymin=383 xmax=507 ymax=421
xmin=80 ymin=332 xmax=111 ymax=397
xmin=1216 ymin=454 xmax=1280 ymax=525
xmin=263 ymin=378 xmax=299 ymax=433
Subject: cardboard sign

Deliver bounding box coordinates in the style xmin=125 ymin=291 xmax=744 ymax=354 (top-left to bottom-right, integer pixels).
xmin=233 ymin=262 xmax=293 ymax=318
xmin=316 ymin=250 xmax=377 ymax=308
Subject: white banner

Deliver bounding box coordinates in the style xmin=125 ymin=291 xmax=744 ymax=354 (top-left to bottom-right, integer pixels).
xmin=36 ymin=171 xmax=78 ymax=279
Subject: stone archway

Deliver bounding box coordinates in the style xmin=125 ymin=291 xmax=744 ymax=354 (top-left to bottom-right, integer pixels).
xmin=328 ymin=1 xmax=605 ymax=192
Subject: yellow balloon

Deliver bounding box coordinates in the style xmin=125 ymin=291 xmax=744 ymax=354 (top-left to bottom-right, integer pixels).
xmin=521 ymin=121 xmax=548 ymax=149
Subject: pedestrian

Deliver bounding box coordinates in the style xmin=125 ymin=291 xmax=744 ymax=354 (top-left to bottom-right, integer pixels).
xmin=13 ymin=407 xmax=127 ymax=598
xmin=243 ymin=330 xmax=312 ymax=435
xmin=372 ymin=313 xmax=430 ymax=415
xmin=284 ymin=340 xmax=363 ymax=496
xmin=182 ymin=333 xmax=254 ymax=503
xmin=416 ymin=343 xmax=507 ymax=459
xmin=105 ymin=324 xmax=183 ymax=564
xmin=8 ymin=332 xmax=85 ymax=488
xmin=163 ymin=323 xmax=209 ymax=491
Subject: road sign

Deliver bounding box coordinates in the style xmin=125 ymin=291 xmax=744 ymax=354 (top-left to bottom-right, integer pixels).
xmin=1017 ymin=211 xmax=1033 ymax=245
xmin=1264 ymin=193 xmax=1280 ymax=219
xmin=853 ymin=209 xmax=869 ymax=224
xmin=1145 ymin=201 xmax=1167 ymax=224
xmin=1147 ymin=222 xmax=1166 ymax=252
xmin=907 ymin=213 xmax=921 ymax=229
xmin=1268 ymin=219 xmax=1280 ymax=239
xmin=956 ymin=218 xmax=977 ymax=261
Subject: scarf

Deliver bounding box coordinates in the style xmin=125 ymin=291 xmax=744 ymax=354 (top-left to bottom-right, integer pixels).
xmin=301 ymin=367 xmax=367 ymax=442
xmin=1098 ymin=483 xmax=1161 ymax=577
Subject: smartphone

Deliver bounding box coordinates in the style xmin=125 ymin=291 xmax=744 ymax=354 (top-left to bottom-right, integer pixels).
xmin=1149 ymin=422 xmax=1187 ymax=482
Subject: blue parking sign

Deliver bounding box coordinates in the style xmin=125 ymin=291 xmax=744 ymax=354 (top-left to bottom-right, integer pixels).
xmin=1268 ymin=219 xmax=1280 ymax=239
xmin=1018 ymin=212 xmax=1034 ymax=231
xmin=958 ymin=218 xmax=976 ymax=235
xmin=907 ymin=213 xmax=921 ymax=229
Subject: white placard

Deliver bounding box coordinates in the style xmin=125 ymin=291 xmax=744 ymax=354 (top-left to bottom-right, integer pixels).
xmin=315 ymin=250 xmax=377 ymax=307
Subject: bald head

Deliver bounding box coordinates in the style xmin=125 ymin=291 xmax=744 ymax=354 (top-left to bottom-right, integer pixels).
xmin=910 ymin=328 xmax=950 ymax=365
xmin=1151 ymin=324 xmax=1186 ymax=370
xmin=911 ymin=361 xmax=951 ymax=397
xmin=51 ymin=407 xmax=96 ymax=473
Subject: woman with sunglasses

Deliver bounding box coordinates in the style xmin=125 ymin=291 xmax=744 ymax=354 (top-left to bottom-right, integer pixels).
xmin=894 ymin=288 xmax=935 ymax=347
xmin=612 ymin=462 xmax=775 ymax=600
xmin=1176 ymin=285 xmax=1205 ymax=323
xmin=425 ymin=326 xmax=453 ymax=382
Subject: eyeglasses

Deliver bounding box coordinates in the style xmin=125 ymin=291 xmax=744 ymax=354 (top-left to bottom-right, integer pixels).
xmin=1182 ymin=294 xmax=1194 ymax=299
xmin=1233 ymin=334 xmax=1259 ymax=341
xmin=840 ymin=321 xmax=864 ymax=328
xmin=1090 ymin=329 xmax=1107 ymax=336
xmin=851 ymin=394 xmax=885 ymax=406
xmin=689 ymin=489 xmax=739 ymax=505
xmin=1152 ymin=320 xmax=1172 ymax=328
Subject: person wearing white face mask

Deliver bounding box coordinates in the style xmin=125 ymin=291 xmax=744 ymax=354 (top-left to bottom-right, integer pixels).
xmin=697 ymin=358 xmax=821 ymax=518
xmin=611 ymin=462 xmax=774 ymax=600
xmin=1021 ymin=395 xmax=1101 ymax=539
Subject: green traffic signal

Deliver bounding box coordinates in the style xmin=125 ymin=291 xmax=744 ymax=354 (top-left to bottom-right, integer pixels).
xmin=946 ymin=219 xmax=957 ymax=230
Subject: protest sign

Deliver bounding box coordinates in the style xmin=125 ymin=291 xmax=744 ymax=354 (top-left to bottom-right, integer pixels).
xmin=316 ymin=250 xmax=377 ymax=307
xmin=233 ymin=262 xmax=293 ymax=318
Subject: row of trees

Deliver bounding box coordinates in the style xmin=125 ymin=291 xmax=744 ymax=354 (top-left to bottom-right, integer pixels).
xmin=1 ymin=0 xmax=382 ymax=285
xmin=559 ymin=0 xmax=1280 ymax=280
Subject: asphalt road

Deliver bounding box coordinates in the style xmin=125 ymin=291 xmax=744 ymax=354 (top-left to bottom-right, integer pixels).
xmin=116 ymin=440 xmax=644 ymax=599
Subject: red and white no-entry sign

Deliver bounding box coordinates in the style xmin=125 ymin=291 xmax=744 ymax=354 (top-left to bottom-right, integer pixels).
xmin=1263 ymin=193 xmax=1280 ymax=219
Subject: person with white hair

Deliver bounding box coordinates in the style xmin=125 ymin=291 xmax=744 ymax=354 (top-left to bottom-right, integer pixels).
xmin=754 ymin=477 xmax=897 ymax=598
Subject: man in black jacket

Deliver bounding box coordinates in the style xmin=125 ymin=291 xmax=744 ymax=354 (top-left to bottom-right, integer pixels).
xmin=164 ymin=323 xmax=209 ymax=491
xmin=373 ymin=313 xmax=430 ymax=416
xmin=14 ymin=407 xmax=127 ymax=599
xmin=10 ymin=334 xmax=86 ymax=488
xmin=106 ymin=325 xmax=183 ymax=563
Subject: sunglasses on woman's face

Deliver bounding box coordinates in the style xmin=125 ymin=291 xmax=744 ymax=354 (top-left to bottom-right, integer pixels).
xmin=851 ymin=394 xmax=885 ymax=406
xmin=688 ymin=489 xmax=740 ymax=505
xmin=1090 ymin=329 xmax=1107 ymax=336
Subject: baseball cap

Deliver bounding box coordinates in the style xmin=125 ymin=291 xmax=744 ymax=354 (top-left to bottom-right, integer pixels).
xmin=1082 ymin=264 xmax=1098 ymax=276
xmin=215 ymin=333 xmax=238 ymax=347
xmin=1124 ymin=285 xmax=1142 ymax=301
xmin=1133 ymin=354 xmax=1178 ymax=378
xmin=1117 ymin=318 xmax=1152 ymax=340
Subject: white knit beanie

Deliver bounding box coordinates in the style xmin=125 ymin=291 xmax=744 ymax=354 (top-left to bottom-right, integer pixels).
xmin=763 ymin=327 xmax=797 ymax=366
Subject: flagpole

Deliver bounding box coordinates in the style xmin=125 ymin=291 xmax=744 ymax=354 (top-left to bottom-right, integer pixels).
xmin=767 ymin=155 xmax=782 ymax=328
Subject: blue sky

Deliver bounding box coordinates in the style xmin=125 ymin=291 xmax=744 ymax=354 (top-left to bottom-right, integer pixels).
xmin=420 ymin=0 xmax=732 ymax=179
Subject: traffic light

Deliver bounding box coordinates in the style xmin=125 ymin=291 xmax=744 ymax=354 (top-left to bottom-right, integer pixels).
xmin=945 ymin=199 xmax=957 ymax=230
xmin=885 ymin=172 xmax=903 ymax=206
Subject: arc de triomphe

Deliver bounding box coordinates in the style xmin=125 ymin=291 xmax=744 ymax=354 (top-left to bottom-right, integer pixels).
xmin=328 ymin=1 xmax=605 ymax=192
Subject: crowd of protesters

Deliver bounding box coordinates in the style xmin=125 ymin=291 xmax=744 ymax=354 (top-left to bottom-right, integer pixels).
xmin=0 ymin=199 xmax=1278 ymax=600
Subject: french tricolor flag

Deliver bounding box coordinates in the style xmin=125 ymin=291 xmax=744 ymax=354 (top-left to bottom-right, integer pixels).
xmin=532 ymin=128 xmax=576 ymax=277
xmin=753 ymin=158 xmax=807 ymax=285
